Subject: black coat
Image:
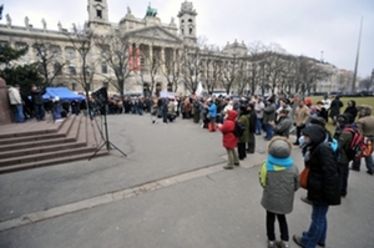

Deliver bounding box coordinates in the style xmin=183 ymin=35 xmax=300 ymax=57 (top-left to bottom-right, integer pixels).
xmin=306 ymin=143 xmax=341 ymax=206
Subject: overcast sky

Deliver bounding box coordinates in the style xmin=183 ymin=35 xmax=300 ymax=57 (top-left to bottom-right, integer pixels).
xmin=2 ymin=0 xmax=373 ymax=77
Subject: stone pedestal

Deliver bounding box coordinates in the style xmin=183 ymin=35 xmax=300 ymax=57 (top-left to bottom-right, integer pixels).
xmin=0 ymin=78 xmax=12 ymax=125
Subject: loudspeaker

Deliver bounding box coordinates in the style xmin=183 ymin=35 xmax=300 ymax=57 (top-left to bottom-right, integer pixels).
xmin=92 ymin=87 xmax=108 ymax=110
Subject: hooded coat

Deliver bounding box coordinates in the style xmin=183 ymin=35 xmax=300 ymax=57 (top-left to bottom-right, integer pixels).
xmin=260 ymin=138 xmax=299 ymax=214
xmin=302 ymin=125 xmax=341 ymax=206
xmin=219 ymin=110 xmax=238 ymax=149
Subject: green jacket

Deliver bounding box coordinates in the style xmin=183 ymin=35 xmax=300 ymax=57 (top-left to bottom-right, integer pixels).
xmin=238 ymin=114 xmax=249 ymax=143
xmin=337 ymin=130 xmax=353 ymax=164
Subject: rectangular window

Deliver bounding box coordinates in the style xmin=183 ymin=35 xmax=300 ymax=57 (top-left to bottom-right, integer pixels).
xmin=101 ymin=64 xmax=108 ymax=74
xmin=69 ymin=66 xmax=77 ymax=76
xmin=97 ymin=9 xmax=102 ymax=19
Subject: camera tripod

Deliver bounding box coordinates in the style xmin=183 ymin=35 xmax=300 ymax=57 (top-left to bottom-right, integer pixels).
xmin=89 ymin=106 xmax=127 ymax=160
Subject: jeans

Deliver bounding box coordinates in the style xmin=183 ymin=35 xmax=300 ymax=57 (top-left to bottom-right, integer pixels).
xmin=264 ymin=123 xmax=273 ymax=140
xmin=34 ymin=104 xmax=45 ymax=121
xmin=13 ymin=104 xmax=25 ymax=123
xmin=301 ymin=203 xmax=329 ymax=248
xmin=256 ymin=118 xmax=263 ymax=134
xmin=266 ymin=211 xmax=289 ymax=241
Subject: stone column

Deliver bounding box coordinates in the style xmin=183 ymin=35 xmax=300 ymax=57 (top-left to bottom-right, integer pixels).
xmin=148 ymin=44 xmax=153 ymax=70
xmin=160 ymin=47 xmax=166 ymax=73
xmin=0 ymin=78 xmax=12 ymax=125
xmin=134 ymin=43 xmax=140 ymax=74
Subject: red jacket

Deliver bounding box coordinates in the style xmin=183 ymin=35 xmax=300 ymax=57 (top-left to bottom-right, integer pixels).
xmin=219 ymin=110 xmax=238 ymax=149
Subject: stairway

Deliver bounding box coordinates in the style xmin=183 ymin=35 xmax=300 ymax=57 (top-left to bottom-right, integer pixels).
xmin=0 ymin=115 xmax=109 ymax=174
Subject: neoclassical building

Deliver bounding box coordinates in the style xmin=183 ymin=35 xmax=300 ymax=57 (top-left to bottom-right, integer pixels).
xmin=0 ymin=0 xmax=247 ymax=95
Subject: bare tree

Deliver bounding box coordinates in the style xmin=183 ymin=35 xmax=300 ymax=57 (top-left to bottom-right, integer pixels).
xmin=200 ymin=55 xmax=223 ymax=94
xmin=65 ymin=26 xmax=95 ymax=114
xmin=359 ymin=77 xmax=373 ymax=91
xmin=181 ymin=46 xmax=202 ymax=94
xmin=160 ymin=49 xmax=182 ymax=93
xmin=95 ymin=32 xmax=133 ymax=98
xmin=222 ymin=55 xmax=241 ymax=95
xmin=139 ymin=44 xmax=162 ymax=95
xmin=32 ymin=42 xmax=65 ymax=86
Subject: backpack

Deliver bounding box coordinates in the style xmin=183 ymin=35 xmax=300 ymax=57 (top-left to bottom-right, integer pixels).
xmin=233 ymin=121 xmax=245 ymax=138
xmin=343 ymin=127 xmax=373 ymax=160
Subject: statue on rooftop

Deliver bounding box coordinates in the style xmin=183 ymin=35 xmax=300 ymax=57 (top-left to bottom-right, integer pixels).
xmin=146 ymin=3 xmax=157 ymax=17
xmin=41 ymin=18 xmax=47 ymax=30
xmin=24 ymin=16 xmax=30 ymax=28
xmin=57 ymin=21 xmax=62 ymax=31
xmin=72 ymin=23 xmax=77 ymax=33
xmin=5 ymin=14 xmax=11 ymax=26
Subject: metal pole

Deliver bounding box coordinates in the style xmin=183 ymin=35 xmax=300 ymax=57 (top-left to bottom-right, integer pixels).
xmin=352 ymin=17 xmax=363 ymax=93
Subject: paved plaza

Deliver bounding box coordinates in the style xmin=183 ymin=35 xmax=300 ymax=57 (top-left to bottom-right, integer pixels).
xmin=0 ymin=114 xmax=373 ymax=248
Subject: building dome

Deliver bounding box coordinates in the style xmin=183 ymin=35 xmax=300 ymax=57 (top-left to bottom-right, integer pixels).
xmin=223 ymin=39 xmax=248 ymax=56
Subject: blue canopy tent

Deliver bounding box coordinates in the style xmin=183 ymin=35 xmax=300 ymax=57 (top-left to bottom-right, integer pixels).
xmin=42 ymin=87 xmax=85 ymax=102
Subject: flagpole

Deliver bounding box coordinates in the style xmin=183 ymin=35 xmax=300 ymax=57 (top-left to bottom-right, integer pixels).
xmin=352 ymin=16 xmax=363 ymax=93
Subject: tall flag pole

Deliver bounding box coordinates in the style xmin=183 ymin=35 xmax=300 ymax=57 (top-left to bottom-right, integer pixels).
xmin=352 ymin=16 xmax=364 ymax=93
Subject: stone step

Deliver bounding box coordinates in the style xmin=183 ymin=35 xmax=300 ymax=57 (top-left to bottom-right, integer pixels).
xmin=0 ymin=137 xmax=76 ymax=152
xmin=0 ymin=115 xmax=81 ymax=152
xmin=0 ymin=118 xmax=67 ymax=139
xmin=0 ymin=150 xmax=109 ymax=174
xmin=0 ymin=132 xmax=66 ymax=145
xmin=0 ymin=146 xmax=99 ymax=167
xmin=0 ymin=142 xmax=87 ymax=159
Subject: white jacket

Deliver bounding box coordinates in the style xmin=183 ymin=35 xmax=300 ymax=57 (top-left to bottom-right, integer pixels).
xmin=8 ymin=86 xmax=22 ymax=105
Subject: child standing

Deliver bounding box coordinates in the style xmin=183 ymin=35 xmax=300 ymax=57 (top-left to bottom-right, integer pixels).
xmin=218 ymin=110 xmax=239 ymax=169
xmin=259 ymin=137 xmax=299 ymax=248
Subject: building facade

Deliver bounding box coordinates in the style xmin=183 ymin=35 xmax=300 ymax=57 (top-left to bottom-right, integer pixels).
xmin=0 ymin=0 xmax=242 ymax=95
xmin=0 ymin=0 xmax=343 ymax=96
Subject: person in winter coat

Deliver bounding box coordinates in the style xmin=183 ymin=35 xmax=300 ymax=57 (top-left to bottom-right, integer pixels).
xmin=237 ymin=105 xmax=249 ymax=160
xmin=255 ymin=97 xmax=265 ymax=135
xmin=329 ymin=96 xmax=343 ymax=125
xmin=334 ymin=113 xmax=355 ymax=197
xmin=293 ymin=100 xmax=310 ymax=145
xmin=30 ymin=84 xmax=46 ymax=121
xmin=247 ymin=103 xmax=257 ymax=153
xmin=293 ymin=125 xmax=341 ymax=248
xmin=259 ymin=137 xmax=299 ymax=248
xmin=8 ymin=84 xmax=25 ymax=123
xmin=351 ymin=106 xmax=374 ymax=175
xmin=343 ymin=100 xmax=357 ymax=124
xmin=218 ymin=110 xmax=239 ymax=169
xmin=263 ymin=100 xmax=276 ymax=140
xmin=207 ymin=99 xmax=217 ymax=132
xmin=272 ymin=109 xmax=293 ymax=138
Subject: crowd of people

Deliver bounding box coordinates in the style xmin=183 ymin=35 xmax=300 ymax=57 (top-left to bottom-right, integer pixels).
xmin=7 ymin=84 xmax=85 ymax=123
xmin=7 ymin=86 xmax=374 ymax=247
xmin=209 ymin=94 xmax=373 ymax=248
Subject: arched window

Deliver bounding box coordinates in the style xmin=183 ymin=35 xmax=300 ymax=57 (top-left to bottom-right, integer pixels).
xmin=188 ymin=19 xmax=192 ymax=23
xmin=189 ymin=28 xmax=193 ymax=34
xmin=181 ymin=28 xmax=184 ymax=35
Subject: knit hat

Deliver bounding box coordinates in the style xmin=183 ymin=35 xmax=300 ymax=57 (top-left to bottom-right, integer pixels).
xmin=267 ymin=137 xmax=292 ymax=158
